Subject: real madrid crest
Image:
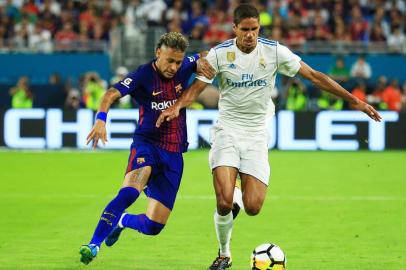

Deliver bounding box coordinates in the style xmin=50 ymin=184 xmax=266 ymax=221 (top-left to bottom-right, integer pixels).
xmin=259 ymin=58 xmax=266 ymax=69
xmin=227 ymin=51 xmax=236 ymax=62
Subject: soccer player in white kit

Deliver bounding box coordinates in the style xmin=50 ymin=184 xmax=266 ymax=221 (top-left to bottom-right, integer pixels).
xmin=157 ymin=4 xmax=381 ymax=270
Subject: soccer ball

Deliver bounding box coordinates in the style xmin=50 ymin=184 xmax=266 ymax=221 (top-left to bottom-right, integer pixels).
xmin=251 ymin=243 xmax=286 ymax=270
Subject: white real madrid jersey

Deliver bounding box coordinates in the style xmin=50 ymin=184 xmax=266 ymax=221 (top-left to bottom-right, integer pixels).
xmin=196 ymin=38 xmax=301 ymax=132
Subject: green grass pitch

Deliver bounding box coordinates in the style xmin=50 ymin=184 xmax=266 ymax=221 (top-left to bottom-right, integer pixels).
xmin=0 ymin=150 xmax=405 ymax=270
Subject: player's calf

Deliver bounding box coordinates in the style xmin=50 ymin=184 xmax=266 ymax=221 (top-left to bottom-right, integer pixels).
xmin=105 ymin=226 xmax=124 ymax=247
xmin=105 ymin=212 xmax=126 ymax=247
xmin=121 ymin=213 xmax=165 ymax=236
xmin=89 ymin=187 xmax=140 ymax=247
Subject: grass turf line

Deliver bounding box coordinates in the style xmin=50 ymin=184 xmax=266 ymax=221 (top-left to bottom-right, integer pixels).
xmin=0 ymin=150 xmax=405 ymax=269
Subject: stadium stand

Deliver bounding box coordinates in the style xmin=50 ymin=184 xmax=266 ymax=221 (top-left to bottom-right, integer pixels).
xmin=0 ymin=0 xmax=405 ymax=111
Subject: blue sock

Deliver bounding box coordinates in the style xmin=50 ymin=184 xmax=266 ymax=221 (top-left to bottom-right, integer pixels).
xmin=122 ymin=214 xmax=165 ymax=236
xmin=89 ymin=187 xmax=139 ymax=246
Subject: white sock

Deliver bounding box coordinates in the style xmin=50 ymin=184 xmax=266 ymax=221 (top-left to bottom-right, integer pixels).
xmin=233 ymin=184 xmax=244 ymax=211
xmin=214 ymin=210 xmax=233 ymax=257
xmin=118 ymin=213 xmax=127 ymax=228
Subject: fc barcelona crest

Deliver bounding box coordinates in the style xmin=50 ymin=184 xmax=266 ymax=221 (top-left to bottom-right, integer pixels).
xmin=175 ymin=83 xmax=183 ymax=93
xmin=227 ymin=52 xmax=235 ymax=62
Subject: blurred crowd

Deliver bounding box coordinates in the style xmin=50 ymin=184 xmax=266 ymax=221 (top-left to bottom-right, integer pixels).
xmin=164 ymin=0 xmax=406 ymax=53
xmin=0 ymin=0 xmax=121 ymax=51
xmin=9 ymin=55 xmax=406 ymax=112
xmin=277 ymin=55 xmax=406 ymax=112
xmin=0 ymin=0 xmax=405 ymax=52
xmin=2 ymin=0 xmax=406 ymax=112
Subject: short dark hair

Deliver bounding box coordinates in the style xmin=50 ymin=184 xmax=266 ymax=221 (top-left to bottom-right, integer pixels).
xmin=233 ymin=4 xmax=259 ymax=25
xmin=156 ymin=32 xmax=189 ymax=52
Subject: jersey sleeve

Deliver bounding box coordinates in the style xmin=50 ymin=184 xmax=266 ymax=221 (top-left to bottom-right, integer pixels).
xmin=181 ymin=53 xmax=200 ymax=73
xmin=195 ymin=48 xmax=218 ymax=84
xmin=276 ymin=43 xmax=302 ymax=77
xmin=112 ymin=67 xmax=141 ymax=96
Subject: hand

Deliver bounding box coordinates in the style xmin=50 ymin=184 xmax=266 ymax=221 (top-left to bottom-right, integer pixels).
xmin=156 ymin=105 xmax=181 ymax=128
xmin=198 ymin=51 xmax=209 ymax=57
xmin=350 ymin=99 xmax=382 ymax=122
xmin=197 ymin=57 xmax=216 ymax=79
xmin=86 ymin=119 xmax=108 ymax=149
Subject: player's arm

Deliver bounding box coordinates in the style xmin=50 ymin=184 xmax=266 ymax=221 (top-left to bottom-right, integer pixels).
xmin=183 ymin=51 xmax=215 ymax=81
xmin=298 ymin=61 xmax=381 ymax=122
xmin=156 ymin=79 xmax=208 ymax=127
xmin=196 ymin=58 xmax=216 ymax=79
xmin=86 ymin=88 xmax=122 ymax=149
xmin=87 ymin=68 xmax=140 ymax=149
xmin=196 ymin=51 xmax=216 ymax=79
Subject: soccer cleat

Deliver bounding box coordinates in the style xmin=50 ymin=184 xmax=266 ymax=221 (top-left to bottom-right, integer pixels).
xmin=105 ymin=226 xmax=124 ymax=247
xmin=208 ymin=256 xmax=232 ymax=270
xmin=79 ymin=244 xmax=99 ymax=265
xmin=232 ymin=202 xmax=240 ymax=219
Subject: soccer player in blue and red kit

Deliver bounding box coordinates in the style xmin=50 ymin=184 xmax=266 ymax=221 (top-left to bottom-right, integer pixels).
xmin=79 ymin=32 xmax=215 ymax=265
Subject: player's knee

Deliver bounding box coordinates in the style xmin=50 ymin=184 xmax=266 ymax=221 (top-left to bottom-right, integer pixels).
xmin=217 ymin=198 xmax=233 ymax=214
xmin=144 ymin=217 xmax=165 ymax=236
xmin=244 ymin=204 xmax=261 ymax=216
xmin=243 ymin=193 xmax=265 ymax=216
xmin=243 ymin=197 xmax=263 ymax=216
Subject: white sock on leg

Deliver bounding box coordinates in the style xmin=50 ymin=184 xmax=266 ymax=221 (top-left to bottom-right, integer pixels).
xmin=214 ymin=210 xmax=233 ymax=258
xmin=233 ymin=182 xmax=244 ymax=211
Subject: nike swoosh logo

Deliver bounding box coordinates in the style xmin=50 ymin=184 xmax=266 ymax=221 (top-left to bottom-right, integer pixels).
xmin=152 ymin=91 xmax=162 ymax=96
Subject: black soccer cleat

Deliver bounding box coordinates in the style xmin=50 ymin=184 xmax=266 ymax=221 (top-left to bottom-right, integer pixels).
xmin=232 ymin=202 xmax=240 ymax=219
xmin=208 ymin=256 xmax=232 ymax=270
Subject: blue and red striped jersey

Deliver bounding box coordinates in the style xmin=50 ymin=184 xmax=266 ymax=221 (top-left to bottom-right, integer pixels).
xmin=113 ymin=55 xmax=199 ymax=153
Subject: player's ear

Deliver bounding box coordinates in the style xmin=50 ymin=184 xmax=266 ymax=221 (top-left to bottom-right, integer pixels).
xmin=155 ymin=48 xmax=161 ymax=59
xmin=232 ymin=23 xmax=237 ymax=33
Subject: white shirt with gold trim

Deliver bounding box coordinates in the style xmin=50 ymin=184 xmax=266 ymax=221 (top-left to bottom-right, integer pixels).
xmin=196 ymin=38 xmax=301 ymax=132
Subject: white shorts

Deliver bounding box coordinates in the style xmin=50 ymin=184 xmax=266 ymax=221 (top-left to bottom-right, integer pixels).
xmin=208 ymin=124 xmax=270 ymax=185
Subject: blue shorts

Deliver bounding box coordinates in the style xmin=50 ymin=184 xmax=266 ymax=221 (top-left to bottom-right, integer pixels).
xmin=125 ymin=140 xmax=184 ymax=210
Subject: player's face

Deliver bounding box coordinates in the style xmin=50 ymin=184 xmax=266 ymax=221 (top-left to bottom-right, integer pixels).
xmin=233 ymin=18 xmax=260 ymax=53
xmin=155 ymin=46 xmax=185 ymax=79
